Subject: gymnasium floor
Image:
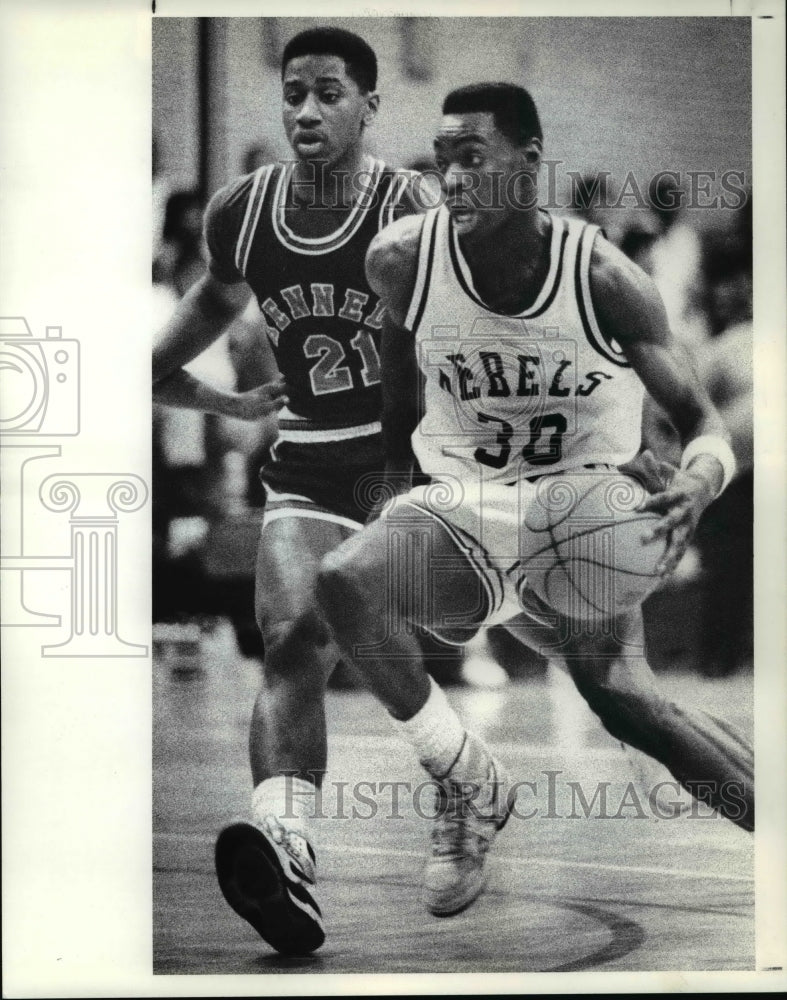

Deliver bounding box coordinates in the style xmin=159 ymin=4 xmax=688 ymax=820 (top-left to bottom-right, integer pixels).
xmin=153 ymin=620 xmax=754 ymax=976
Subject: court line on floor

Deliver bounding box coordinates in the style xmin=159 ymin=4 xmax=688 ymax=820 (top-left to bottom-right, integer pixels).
xmin=155 ymin=831 xmax=753 ymax=883
xmin=317 ymin=842 xmax=754 ymax=883
xmin=175 ymin=731 xmax=633 ymax=760
xmin=329 ymin=734 xmax=628 ymax=760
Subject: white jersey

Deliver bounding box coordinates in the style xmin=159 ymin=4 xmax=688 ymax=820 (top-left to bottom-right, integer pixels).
xmin=404 ymin=207 xmax=644 ymax=484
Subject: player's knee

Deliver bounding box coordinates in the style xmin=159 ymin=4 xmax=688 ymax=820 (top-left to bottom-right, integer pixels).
xmin=261 ymin=611 xmax=332 ymax=682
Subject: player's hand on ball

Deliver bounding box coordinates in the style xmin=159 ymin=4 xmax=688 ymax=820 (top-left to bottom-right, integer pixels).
xmin=233 ymin=379 xmax=289 ymax=420
xmin=636 ymin=467 xmax=715 ymax=577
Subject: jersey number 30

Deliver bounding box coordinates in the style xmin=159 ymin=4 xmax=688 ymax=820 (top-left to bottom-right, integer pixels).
xmin=474 ymin=411 xmax=568 ymax=468
xmin=304 ymin=332 xmax=381 ymax=395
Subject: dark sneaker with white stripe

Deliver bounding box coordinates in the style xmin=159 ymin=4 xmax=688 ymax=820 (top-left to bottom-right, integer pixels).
xmin=215 ymin=817 xmax=325 ymax=954
xmin=423 ymin=735 xmax=516 ymax=917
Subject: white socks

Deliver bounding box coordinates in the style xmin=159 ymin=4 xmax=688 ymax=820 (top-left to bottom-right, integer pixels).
xmin=252 ymin=679 xmax=493 ymax=834
xmin=389 ymin=676 xmax=475 ymax=781
xmin=252 ymin=775 xmax=315 ymax=839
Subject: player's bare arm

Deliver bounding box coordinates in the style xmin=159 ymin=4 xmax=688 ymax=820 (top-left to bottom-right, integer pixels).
xmin=366 ymin=213 xmax=423 ymax=324
xmin=365 ymin=214 xmax=423 ymax=481
xmin=590 ymin=236 xmax=734 ymax=575
xmin=153 ymin=272 xmax=288 ymax=420
xmin=154 ymin=271 xmax=249 ymax=380
xmin=154 ymin=368 xmax=288 ymax=420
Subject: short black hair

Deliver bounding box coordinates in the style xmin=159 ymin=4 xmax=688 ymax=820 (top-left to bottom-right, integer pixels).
xmin=281 ymin=28 xmax=377 ymax=93
xmin=442 ymin=83 xmax=542 ymax=145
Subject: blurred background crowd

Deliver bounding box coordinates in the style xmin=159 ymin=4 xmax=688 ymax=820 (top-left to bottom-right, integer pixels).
xmin=153 ymin=17 xmax=753 ymax=683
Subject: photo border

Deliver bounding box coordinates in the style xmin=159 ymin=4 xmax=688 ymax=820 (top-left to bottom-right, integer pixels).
xmin=1 ymin=0 xmax=784 ymax=995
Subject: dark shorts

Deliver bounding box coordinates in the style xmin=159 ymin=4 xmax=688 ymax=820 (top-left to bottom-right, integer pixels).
xmin=259 ymin=433 xmax=386 ymax=527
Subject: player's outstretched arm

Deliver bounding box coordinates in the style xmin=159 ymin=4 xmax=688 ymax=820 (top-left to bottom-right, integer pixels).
xmin=590 ymin=237 xmax=735 ymax=576
xmin=154 ymin=367 xmax=288 ymax=420
xmin=366 ymin=215 xmax=423 ymax=484
xmin=153 ymin=273 xmax=287 ymax=419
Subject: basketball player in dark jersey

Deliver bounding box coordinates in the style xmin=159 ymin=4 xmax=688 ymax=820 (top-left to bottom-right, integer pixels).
xmin=315 ymin=84 xmax=754 ymax=918
xmin=153 ymin=28 xmax=421 ymax=955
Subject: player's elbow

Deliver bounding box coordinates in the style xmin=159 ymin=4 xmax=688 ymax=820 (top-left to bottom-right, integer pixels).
xmin=191 ymin=273 xmax=246 ymax=322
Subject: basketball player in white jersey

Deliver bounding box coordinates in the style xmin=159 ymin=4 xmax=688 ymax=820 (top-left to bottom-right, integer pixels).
xmin=315 ymin=83 xmax=753 ymax=918
xmin=154 ymin=29 xmax=423 ymax=954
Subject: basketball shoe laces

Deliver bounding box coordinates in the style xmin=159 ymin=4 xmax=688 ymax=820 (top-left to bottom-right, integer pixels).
xmin=431 ymin=768 xmax=502 ymax=860
xmin=261 ymin=815 xmax=317 ymax=885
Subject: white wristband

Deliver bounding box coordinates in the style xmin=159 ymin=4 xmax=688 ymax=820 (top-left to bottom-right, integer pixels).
xmin=680 ymin=435 xmax=737 ymax=497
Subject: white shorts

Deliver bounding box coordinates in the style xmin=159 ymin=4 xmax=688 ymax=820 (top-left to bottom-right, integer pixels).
xmin=381 ymin=464 xmax=647 ymax=628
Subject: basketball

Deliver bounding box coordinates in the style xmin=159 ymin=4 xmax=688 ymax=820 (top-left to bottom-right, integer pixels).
xmin=520 ymin=471 xmax=668 ymax=621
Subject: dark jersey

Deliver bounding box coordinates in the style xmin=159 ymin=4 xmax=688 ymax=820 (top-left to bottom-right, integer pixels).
xmin=204 ymin=157 xmax=417 ymax=520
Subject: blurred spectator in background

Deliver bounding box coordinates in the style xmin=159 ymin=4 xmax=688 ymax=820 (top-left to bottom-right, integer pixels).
xmin=569 ymin=171 xmax=627 ymax=246
xmin=647 ymin=174 xmax=708 ymax=349
xmin=616 ymin=185 xmax=753 ymax=676
xmin=696 ymin=207 xmax=753 ymax=469
xmin=153 ymin=133 xmax=172 ymax=263
xmin=153 ymin=187 xmax=222 ymax=623
xmin=156 ymin=190 xmax=207 ymax=297
xmin=619 ymin=212 xmax=662 ymax=277
xmin=690 ymin=196 xmax=753 ymax=674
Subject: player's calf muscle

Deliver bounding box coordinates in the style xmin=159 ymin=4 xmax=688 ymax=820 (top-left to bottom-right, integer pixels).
xmin=580 ymin=680 xmax=667 ymax=753
xmin=259 ymin=612 xmax=333 ymax=670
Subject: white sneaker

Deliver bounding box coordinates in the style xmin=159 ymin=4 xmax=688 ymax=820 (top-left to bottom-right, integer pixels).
xmin=424 ymin=736 xmax=515 ymax=916
xmin=215 ymin=816 xmax=325 ymax=954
